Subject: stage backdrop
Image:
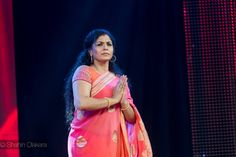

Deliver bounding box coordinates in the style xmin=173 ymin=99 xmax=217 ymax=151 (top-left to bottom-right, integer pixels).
xmin=0 ymin=0 xmax=19 ymax=156
xmin=184 ymin=0 xmax=236 ymax=156
xmin=14 ymin=0 xmax=192 ymax=156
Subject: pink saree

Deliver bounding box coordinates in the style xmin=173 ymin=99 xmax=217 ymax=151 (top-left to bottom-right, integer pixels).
xmin=68 ymin=65 xmax=152 ymax=157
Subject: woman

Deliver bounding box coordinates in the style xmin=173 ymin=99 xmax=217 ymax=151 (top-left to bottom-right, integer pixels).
xmin=64 ymin=29 xmax=152 ymax=157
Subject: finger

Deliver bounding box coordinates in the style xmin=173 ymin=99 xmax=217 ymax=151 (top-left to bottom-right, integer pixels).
xmin=119 ymin=75 xmax=126 ymax=84
xmin=122 ymin=76 xmax=128 ymax=87
xmin=123 ymin=75 xmax=127 ymax=83
xmin=120 ymin=81 xmax=126 ymax=89
xmin=117 ymin=77 xmax=123 ymax=87
xmin=120 ymin=75 xmax=126 ymax=83
xmin=124 ymin=76 xmax=128 ymax=83
xmin=117 ymin=75 xmax=126 ymax=91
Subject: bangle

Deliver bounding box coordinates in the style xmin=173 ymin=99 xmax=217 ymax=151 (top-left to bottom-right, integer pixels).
xmin=121 ymin=104 xmax=130 ymax=111
xmin=104 ymin=97 xmax=110 ymax=108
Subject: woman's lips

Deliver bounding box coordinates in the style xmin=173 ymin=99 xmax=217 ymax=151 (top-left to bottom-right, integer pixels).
xmin=101 ymin=52 xmax=110 ymax=55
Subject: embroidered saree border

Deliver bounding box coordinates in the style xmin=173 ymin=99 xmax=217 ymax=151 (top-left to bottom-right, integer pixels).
xmin=91 ymin=72 xmax=116 ymax=97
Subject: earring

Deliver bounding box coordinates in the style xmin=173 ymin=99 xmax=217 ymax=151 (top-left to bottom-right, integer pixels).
xmin=90 ymin=55 xmax=93 ymax=63
xmin=110 ymin=55 xmax=116 ymax=63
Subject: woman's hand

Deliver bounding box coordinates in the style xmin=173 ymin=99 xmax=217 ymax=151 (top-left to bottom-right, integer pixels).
xmin=112 ymin=75 xmax=127 ymax=103
xmin=120 ymin=80 xmax=129 ymax=108
xmin=119 ymin=77 xmax=136 ymax=123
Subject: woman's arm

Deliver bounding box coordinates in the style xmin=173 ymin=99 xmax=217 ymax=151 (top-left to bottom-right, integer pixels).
xmin=73 ymin=75 xmax=127 ymax=111
xmin=121 ymin=99 xmax=136 ymax=123
xmin=73 ymin=80 xmax=118 ymax=110
xmin=120 ymin=83 xmax=136 ymax=123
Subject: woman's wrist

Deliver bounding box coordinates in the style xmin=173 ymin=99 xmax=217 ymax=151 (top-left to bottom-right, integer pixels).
xmin=106 ymin=97 xmax=119 ymax=106
xmin=121 ymin=104 xmax=130 ymax=111
xmin=104 ymin=97 xmax=110 ymax=108
xmin=121 ymin=100 xmax=129 ymax=106
xmin=121 ymin=101 xmax=130 ymax=110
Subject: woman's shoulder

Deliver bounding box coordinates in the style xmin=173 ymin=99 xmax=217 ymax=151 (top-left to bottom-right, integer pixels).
xmin=72 ymin=65 xmax=92 ymax=83
xmin=74 ymin=65 xmax=93 ymax=75
xmin=73 ymin=65 xmax=91 ymax=78
xmin=76 ymin=65 xmax=90 ymax=71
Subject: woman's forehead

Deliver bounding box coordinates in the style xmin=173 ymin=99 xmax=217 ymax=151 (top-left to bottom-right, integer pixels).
xmin=96 ymin=34 xmax=112 ymax=42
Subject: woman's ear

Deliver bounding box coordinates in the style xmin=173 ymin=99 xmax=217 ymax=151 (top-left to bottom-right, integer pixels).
xmin=88 ymin=49 xmax=92 ymax=57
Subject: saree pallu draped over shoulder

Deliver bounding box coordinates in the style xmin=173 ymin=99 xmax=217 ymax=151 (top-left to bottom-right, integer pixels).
xmin=68 ymin=65 xmax=153 ymax=157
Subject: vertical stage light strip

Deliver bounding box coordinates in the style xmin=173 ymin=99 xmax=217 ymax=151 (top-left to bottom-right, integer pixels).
xmin=0 ymin=0 xmax=19 ymax=156
xmin=183 ymin=0 xmax=236 ymax=156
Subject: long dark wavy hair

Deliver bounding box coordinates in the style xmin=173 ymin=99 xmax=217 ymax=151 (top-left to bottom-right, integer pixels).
xmin=64 ymin=29 xmax=123 ymax=126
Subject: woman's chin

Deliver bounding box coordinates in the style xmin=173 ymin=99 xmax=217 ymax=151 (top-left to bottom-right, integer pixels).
xmin=97 ymin=58 xmax=111 ymax=63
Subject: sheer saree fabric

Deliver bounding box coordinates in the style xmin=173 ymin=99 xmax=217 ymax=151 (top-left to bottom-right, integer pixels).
xmin=68 ymin=65 xmax=152 ymax=157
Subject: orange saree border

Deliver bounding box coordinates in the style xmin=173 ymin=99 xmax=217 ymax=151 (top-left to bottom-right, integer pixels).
xmin=91 ymin=72 xmax=116 ymax=97
xmin=120 ymin=106 xmax=153 ymax=157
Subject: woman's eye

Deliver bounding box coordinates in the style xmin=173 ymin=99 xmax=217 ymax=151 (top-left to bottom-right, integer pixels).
xmin=107 ymin=42 xmax=112 ymax=46
xmin=95 ymin=42 xmax=112 ymax=47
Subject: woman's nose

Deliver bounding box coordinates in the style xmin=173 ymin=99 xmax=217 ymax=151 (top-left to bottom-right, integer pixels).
xmin=103 ymin=44 xmax=108 ymax=49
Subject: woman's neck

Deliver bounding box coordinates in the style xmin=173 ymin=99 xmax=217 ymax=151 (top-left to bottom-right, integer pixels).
xmin=92 ymin=61 xmax=109 ymax=74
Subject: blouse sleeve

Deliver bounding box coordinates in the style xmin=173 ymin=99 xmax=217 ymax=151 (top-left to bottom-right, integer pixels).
xmin=72 ymin=65 xmax=91 ymax=84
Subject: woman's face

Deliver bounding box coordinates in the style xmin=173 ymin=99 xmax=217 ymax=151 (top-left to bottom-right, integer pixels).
xmin=89 ymin=34 xmax=114 ymax=63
